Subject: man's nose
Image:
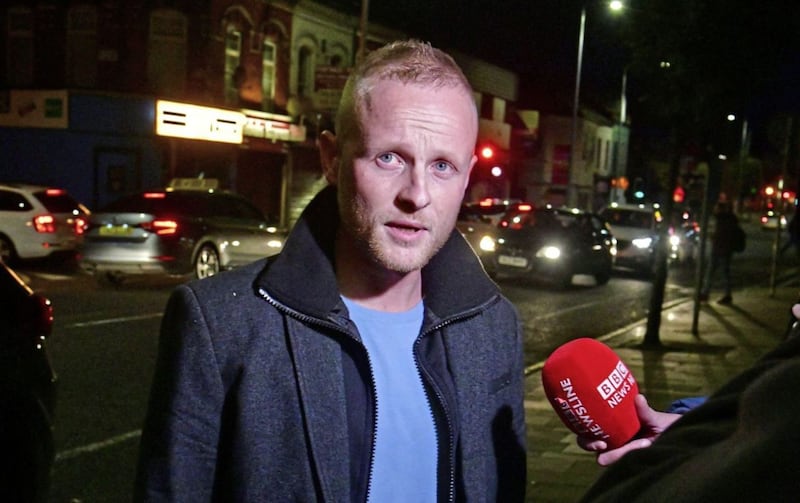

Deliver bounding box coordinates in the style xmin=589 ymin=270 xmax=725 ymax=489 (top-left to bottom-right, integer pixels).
xmin=396 ymin=167 xmax=432 ymax=211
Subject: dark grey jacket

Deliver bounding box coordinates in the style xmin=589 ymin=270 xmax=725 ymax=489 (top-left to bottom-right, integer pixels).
xmin=135 ymin=186 xmax=527 ymax=502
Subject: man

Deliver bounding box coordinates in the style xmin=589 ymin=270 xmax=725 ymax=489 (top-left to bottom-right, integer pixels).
xmin=135 ymin=40 xmax=526 ymax=502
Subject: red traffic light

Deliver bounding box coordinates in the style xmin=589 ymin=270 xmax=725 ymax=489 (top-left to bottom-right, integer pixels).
xmin=479 ymin=146 xmax=495 ymax=159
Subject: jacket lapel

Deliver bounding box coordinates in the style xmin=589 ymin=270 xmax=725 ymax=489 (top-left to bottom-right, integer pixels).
xmin=287 ymin=323 xmax=351 ymax=501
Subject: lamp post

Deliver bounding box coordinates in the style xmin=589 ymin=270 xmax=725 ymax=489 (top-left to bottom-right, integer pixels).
xmin=567 ymin=6 xmax=587 ymax=208
xmin=567 ymin=1 xmax=624 ymax=208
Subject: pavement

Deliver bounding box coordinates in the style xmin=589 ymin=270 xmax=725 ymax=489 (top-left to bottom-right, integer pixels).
xmin=523 ymin=276 xmax=800 ymax=502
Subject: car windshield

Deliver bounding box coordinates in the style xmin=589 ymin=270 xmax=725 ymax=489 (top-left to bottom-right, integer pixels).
xmin=33 ymin=190 xmax=83 ymax=213
xmin=603 ymin=209 xmax=652 ymax=229
xmin=502 ymin=208 xmax=576 ymax=231
xmin=100 ymin=192 xmax=267 ymax=221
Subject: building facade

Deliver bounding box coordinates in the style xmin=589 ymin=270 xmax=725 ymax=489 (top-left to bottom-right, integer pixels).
xmin=5 ymin=1 xmax=619 ymax=227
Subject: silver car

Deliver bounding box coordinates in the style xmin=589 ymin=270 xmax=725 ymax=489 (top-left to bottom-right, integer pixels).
xmin=0 ymin=183 xmax=89 ymax=263
xmin=80 ymin=187 xmax=286 ymax=284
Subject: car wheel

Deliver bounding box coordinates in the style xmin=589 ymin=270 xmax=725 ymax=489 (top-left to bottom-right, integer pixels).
xmin=595 ymin=268 xmax=611 ymax=286
xmin=194 ymin=244 xmax=220 ymax=279
xmin=0 ymin=235 xmax=17 ymax=264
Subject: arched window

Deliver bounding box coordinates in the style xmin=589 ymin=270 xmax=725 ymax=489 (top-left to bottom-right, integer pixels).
xmin=297 ymin=45 xmax=313 ymax=97
xmin=262 ymin=40 xmax=276 ymax=111
xmin=224 ymin=28 xmax=242 ymax=104
xmin=148 ymin=9 xmax=187 ymax=95
xmin=66 ymin=5 xmax=97 ymax=88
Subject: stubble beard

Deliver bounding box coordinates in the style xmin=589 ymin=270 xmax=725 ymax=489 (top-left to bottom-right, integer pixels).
xmin=341 ymin=197 xmax=447 ymax=275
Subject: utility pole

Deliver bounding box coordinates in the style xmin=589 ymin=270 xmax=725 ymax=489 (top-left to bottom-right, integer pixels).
xmin=357 ymin=0 xmax=369 ymax=64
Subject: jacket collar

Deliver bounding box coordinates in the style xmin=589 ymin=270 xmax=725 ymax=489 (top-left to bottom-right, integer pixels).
xmin=256 ymin=185 xmax=500 ymax=321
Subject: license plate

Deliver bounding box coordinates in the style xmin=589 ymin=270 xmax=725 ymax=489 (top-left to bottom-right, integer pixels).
xmin=498 ymin=255 xmax=528 ymax=267
xmin=99 ymin=225 xmax=133 ymax=236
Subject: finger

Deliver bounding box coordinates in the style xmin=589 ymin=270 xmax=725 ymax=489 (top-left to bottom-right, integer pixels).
xmin=596 ymin=438 xmax=653 ymax=467
xmin=577 ymin=436 xmax=607 ymax=452
xmin=792 ymin=304 xmax=800 ymax=320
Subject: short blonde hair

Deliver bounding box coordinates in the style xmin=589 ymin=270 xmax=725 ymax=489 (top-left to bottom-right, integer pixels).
xmin=335 ymin=40 xmax=475 ymax=157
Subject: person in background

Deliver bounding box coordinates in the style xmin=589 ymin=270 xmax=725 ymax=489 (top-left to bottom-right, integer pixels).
xmin=574 ymin=303 xmax=800 ymax=502
xmin=700 ymin=200 xmax=739 ymax=304
xmin=134 ymin=39 xmax=527 ymax=502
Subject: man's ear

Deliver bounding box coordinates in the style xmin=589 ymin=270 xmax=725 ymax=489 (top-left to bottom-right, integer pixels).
xmin=318 ymin=130 xmax=339 ymax=185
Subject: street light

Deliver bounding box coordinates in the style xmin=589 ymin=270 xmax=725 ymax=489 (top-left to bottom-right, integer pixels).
xmin=568 ymin=1 xmax=624 ymax=208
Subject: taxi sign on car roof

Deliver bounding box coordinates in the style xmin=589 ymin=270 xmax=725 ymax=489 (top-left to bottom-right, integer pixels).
xmin=167 ymin=178 xmax=219 ymax=191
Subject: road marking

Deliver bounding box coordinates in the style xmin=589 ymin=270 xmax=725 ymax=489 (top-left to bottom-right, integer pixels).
xmin=67 ymin=312 xmax=163 ymax=328
xmin=55 ymin=429 xmax=142 ymax=462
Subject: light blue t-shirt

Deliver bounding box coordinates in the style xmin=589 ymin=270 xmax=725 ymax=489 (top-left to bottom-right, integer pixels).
xmin=342 ymin=297 xmax=436 ymax=503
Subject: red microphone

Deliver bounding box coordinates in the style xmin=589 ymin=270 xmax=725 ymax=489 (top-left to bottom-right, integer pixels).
xmin=541 ymin=338 xmax=640 ymax=449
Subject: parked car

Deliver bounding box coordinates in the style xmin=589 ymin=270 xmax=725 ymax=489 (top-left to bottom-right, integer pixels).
xmin=492 ymin=204 xmax=616 ymax=288
xmin=79 ymin=179 xmax=287 ymax=284
xmin=600 ymin=202 xmax=663 ymax=276
xmin=0 ymin=182 xmax=89 ymax=264
xmin=0 ymin=260 xmax=57 ymax=502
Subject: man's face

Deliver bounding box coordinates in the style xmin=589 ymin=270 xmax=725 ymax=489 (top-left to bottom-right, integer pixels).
xmin=326 ymin=79 xmax=477 ymax=275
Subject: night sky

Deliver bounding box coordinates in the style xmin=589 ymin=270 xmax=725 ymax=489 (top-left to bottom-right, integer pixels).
xmin=318 ymin=0 xmax=800 ymax=174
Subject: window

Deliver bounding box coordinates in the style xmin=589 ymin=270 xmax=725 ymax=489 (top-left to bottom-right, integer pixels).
xmin=224 ymin=29 xmax=242 ymax=104
xmin=6 ymin=7 xmax=34 ymax=87
xmin=262 ymin=41 xmax=276 ymax=111
xmin=148 ymin=9 xmax=187 ymax=95
xmin=297 ymin=45 xmax=313 ymax=97
xmin=66 ymin=5 xmax=97 ymax=88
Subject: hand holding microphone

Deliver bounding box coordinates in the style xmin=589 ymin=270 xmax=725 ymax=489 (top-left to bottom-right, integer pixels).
xmin=542 ymin=338 xmax=680 ymax=463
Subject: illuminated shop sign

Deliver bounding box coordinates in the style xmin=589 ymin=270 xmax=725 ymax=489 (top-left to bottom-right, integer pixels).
xmin=242 ymin=110 xmax=306 ymax=142
xmin=0 ymin=90 xmax=68 ymax=129
xmin=156 ymin=100 xmax=244 ymax=144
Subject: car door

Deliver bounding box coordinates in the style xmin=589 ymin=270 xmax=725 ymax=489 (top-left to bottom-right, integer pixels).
xmin=206 ymin=194 xmax=274 ymax=267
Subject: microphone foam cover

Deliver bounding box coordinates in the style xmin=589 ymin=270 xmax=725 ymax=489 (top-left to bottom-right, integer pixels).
xmin=541 ymin=338 xmax=640 ymax=449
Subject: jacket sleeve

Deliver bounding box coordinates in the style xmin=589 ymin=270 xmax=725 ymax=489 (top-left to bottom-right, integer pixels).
xmin=134 ymin=285 xmax=226 ymax=502
xmin=579 ymin=335 xmax=800 ymax=503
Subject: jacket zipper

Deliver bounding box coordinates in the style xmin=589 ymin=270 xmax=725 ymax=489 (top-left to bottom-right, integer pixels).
xmin=259 ymin=287 xmax=500 ymax=503
xmin=257 ymin=288 xmax=379 ymax=502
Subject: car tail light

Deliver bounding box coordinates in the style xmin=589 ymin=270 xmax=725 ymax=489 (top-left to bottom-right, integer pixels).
xmin=74 ymin=216 xmax=88 ymax=235
xmin=33 ymin=214 xmax=56 ymax=233
xmin=143 ymin=192 xmax=166 ymax=199
xmin=141 ymin=219 xmax=179 ymax=236
xmin=45 ymin=188 xmax=65 ymax=196
xmin=517 ymin=204 xmax=533 ymax=212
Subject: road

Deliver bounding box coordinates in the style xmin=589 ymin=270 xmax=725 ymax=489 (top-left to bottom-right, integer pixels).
xmin=12 ymin=218 xmax=788 ymax=502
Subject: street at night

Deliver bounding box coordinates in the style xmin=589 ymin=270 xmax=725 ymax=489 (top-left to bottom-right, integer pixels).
xmin=10 ymin=218 xmax=790 ymax=502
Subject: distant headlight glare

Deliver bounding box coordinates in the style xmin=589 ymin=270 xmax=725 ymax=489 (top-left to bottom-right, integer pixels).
xmin=632 ymin=237 xmax=653 ymax=249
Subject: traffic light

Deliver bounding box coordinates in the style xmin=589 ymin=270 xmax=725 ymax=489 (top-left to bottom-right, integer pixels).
xmin=479 ymin=145 xmax=495 ymax=160
xmin=673 ymin=186 xmax=685 ymax=204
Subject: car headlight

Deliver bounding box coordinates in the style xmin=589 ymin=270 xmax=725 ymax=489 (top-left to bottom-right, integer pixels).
xmin=632 ymin=237 xmax=653 ymax=249
xmin=267 ymin=239 xmax=283 ymax=249
xmin=669 ymin=235 xmax=681 ymax=247
xmin=535 ymin=245 xmax=562 ymax=260
xmin=478 ymin=235 xmax=496 ymax=252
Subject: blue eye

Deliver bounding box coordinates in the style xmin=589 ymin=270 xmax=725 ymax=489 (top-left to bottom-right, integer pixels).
xmin=433 ymin=161 xmax=455 ymax=175
xmin=376 ymin=152 xmax=404 ymax=170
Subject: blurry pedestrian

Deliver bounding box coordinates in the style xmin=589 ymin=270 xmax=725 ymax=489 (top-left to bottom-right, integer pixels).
xmin=699 ymin=200 xmax=739 ymax=304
